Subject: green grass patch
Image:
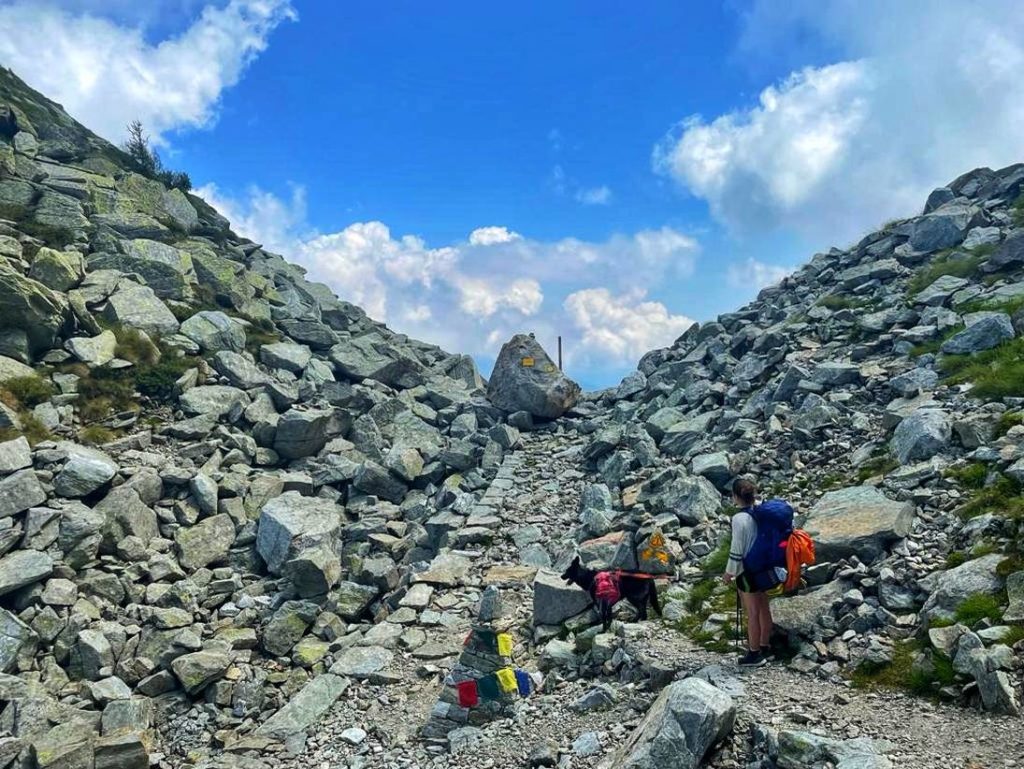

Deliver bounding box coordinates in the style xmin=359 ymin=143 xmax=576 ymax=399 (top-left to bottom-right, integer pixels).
xmin=112 ymin=326 xmax=160 ymax=366
xmin=956 ymin=295 xmax=1024 ymax=318
xmin=997 ymin=555 xmax=1024 ymax=578
xmin=1012 ymin=193 xmax=1024 ymax=227
xmin=703 ymin=536 xmax=731 ymax=575
xmin=850 ymin=640 xmax=956 ymax=697
xmin=816 ymin=294 xmax=871 ymax=312
xmin=996 ymin=411 xmax=1024 ymax=438
xmin=956 ymin=473 xmax=1024 ymax=520
xmin=134 ymin=356 xmax=197 ymax=402
xmin=939 ymin=337 xmax=1024 ymax=399
xmin=0 ymin=375 xmax=54 ymax=409
xmin=77 ymin=368 xmax=138 ymax=423
xmin=243 ymin=324 xmax=281 ymax=357
xmin=0 ymin=411 xmax=53 ymax=446
xmin=856 ymin=454 xmax=900 ymax=482
xmin=945 ymin=462 xmax=988 ymax=490
xmin=954 ymin=593 xmax=1004 ymax=626
xmin=907 ymin=250 xmax=984 ymax=295
xmin=78 ymin=425 xmax=120 ymax=446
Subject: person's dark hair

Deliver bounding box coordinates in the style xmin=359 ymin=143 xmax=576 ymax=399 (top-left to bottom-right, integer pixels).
xmin=732 ymin=477 xmax=757 ymax=506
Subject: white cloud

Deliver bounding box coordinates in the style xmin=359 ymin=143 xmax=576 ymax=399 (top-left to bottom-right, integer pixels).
xmin=194 ymin=186 xmax=701 ymax=384
xmin=468 ymin=226 xmax=522 ymax=246
xmin=655 ymin=0 xmax=1024 ymax=244
xmin=0 ymin=0 xmax=296 ymax=143
xmin=575 ymin=185 xmax=612 ymax=205
xmin=727 ymin=258 xmax=793 ymax=290
xmin=564 ymin=288 xmax=694 ymax=365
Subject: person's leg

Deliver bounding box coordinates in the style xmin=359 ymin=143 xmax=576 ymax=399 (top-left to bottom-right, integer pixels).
xmin=740 ymin=590 xmax=760 ymax=651
xmin=757 ymin=594 xmax=773 ymax=647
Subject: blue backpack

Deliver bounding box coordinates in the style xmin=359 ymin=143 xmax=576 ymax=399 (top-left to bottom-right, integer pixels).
xmin=743 ymin=499 xmax=794 ymax=590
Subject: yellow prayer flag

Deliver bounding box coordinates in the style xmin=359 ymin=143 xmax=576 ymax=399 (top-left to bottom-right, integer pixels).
xmin=497 ymin=633 xmax=514 ymax=657
xmin=496 ymin=667 xmax=518 ymax=694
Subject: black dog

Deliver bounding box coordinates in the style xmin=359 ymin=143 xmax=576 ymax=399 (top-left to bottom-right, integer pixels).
xmin=561 ymin=556 xmax=662 ymax=632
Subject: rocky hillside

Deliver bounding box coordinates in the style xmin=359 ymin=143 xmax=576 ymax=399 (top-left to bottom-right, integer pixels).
xmin=1 ymin=64 xmax=1023 ymax=769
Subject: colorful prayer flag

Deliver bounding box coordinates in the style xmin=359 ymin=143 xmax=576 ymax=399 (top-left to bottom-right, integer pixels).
xmin=496 ymin=667 xmax=517 ymax=693
xmin=515 ymin=669 xmax=532 ymax=696
xmin=456 ymin=679 xmax=478 ymax=708
xmin=496 ymin=633 xmax=513 ymax=657
xmin=477 ymin=674 xmax=501 ymax=701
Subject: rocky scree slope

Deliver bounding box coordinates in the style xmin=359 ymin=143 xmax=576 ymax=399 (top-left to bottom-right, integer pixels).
xmin=1 ymin=63 xmax=1024 ymax=769
xmin=0 ymin=65 xmax=528 ymax=769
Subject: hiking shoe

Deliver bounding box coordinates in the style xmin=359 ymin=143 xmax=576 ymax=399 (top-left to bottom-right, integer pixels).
xmin=738 ymin=650 xmax=766 ymax=667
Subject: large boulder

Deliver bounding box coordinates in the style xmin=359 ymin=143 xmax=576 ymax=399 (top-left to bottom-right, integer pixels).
xmin=772 ymin=579 xmax=851 ymax=638
xmin=256 ymin=673 xmax=350 ymax=740
xmin=257 ymin=492 xmax=342 ymax=574
xmin=908 ymin=205 xmax=974 ymax=252
xmin=801 ymin=486 xmax=914 ymax=563
xmin=0 ymin=260 xmax=70 ymax=353
xmin=179 ymin=311 xmax=245 ymax=353
xmin=599 ymin=677 xmax=735 ymax=769
xmin=0 ymin=608 xmax=33 ymax=672
xmin=533 ymin=568 xmax=592 ymax=626
xmin=891 ymin=408 xmax=951 ymax=463
xmin=89 ymin=240 xmax=192 ymax=300
xmin=103 ymin=284 xmax=180 ymax=336
xmin=982 ymin=229 xmax=1024 ymax=274
xmin=28 ymin=247 xmax=84 ymax=291
xmin=176 ymin=513 xmax=235 ymax=571
xmin=940 ymin=312 xmax=1015 ymax=355
xmin=920 ymin=554 xmax=1005 ymax=622
xmin=0 ymin=550 xmax=53 ymax=596
xmin=0 ymin=468 xmax=47 ymax=518
xmin=637 ymin=468 xmax=721 ymax=524
xmin=329 ymin=336 xmax=425 ymax=389
xmin=53 ymin=443 xmax=118 ymax=498
xmin=487 ymin=334 xmax=580 ymax=419
xmin=273 ymin=407 xmax=333 ymax=459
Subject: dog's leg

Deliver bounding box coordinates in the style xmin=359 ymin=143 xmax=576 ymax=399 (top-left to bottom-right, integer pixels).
xmin=649 ymin=584 xmax=662 ymax=617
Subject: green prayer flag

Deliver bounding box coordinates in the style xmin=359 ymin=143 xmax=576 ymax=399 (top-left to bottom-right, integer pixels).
xmin=477 ymin=674 xmax=501 ymax=700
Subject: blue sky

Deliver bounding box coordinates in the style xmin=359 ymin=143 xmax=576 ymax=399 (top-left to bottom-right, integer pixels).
xmin=2 ymin=1 xmax=1023 ymax=389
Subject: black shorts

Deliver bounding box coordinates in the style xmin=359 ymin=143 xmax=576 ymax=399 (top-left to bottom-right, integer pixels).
xmin=736 ymin=573 xmax=758 ymax=593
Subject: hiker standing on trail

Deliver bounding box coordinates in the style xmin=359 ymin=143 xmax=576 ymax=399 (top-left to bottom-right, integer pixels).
xmin=723 ymin=477 xmax=788 ymax=668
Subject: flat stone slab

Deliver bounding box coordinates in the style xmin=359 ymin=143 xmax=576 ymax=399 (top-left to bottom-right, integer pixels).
xmin=256 ymin=673 xmax=350 ymax=740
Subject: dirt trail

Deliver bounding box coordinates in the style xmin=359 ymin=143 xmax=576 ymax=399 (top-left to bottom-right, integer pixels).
xmin=262 ymin=428 xmax=1023 ymax=769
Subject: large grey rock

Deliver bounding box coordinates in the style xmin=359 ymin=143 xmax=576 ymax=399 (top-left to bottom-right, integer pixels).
xmin=0 ymin=608 xmax=33 ymax=672
xmin=64 ymin=329 xmax=117 ymax=366
xmin=599 ymin=678 xmax=735 ymax=769
xmin=176 ymin=513 xmax=235 ymax=571
xmin=0 ymin=550 xmax=53 ymax=596
xmin=637 ymin=468 xmax=721 ymax=524
xmin=777 ymin=731 xmax=893 ymax=769
xmin=274 ymin=407 xmax=333 ymax=459
xmin=533 ymin=568 xmax=592 ymax=626
xmin=262 ymin=600 xmax=317 ymax=656
xmin=914 ymin=274 xmax=969 ymax=305
xmin=170 ymin=650 xmax=230 ymax=694
xmin=487 ymin=334 xmax=580 ymax=419
xmin=0 ymin=256 xmax=71 ymax=354
xmin=838 ymin=258 xmax=899 ymax=288
xmin=257 ymin=491 xmax=342 ymax=574
xmin=179 ymin=385 xmax=248 ymax=418
xmin=0 ymin=468 xmax=46 ymax=517
xmin=256 ymin=673 xmax=350 ymax=739
xmin=940 ymin=312 xmax=1015 ymax=355
xmin=920 ymin=554 xmax=1005 ymax=621
xmin=212 ymin=350 xmax=268 ymax=389
xmin=103 ymin=284 xmax=180 ymax=336
xmin=90 ymin=239 xmax=192 ymax=299
xmin=801 ymin=486 xmax=914 ymax=563
xmin=891 ymin=408 xmax=951 ymax=463
xmin=261 ymin=341 xmax=312 ymax=373
xmin=660 ymin=412 xmax=717 ymax=456
xmin=909 ymin=205 xmax=974 ymax=251
xmin=329 ymin=336 xmax=425 ymax=389
xmin=329 ymin=646 xmax=394 ymax=678
xmin=352 ymin=460 xmax=408 ymax=504
xmin=982 ymin=229 xmax=1024 ymax=273
xmin=1004 ymin=571 xmax=1024 ymax=623
xmin=0 ymin=436 xmax=31 ymax=475
xmin=179 ymin=311 xmax=245 ymax=353
xmin=284 ymin=545 xmax=341 ymax=597
xmin=772 ymin=580 xmax=850 ymax=638
xmin=53 ymin=443 xmax=118 ymax=498
xmin=27 ymin=247 xmax=84 ymax=291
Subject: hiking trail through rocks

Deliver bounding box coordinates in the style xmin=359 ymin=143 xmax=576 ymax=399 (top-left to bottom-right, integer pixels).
xmin=229 ymin=429 xmax=1024 ymax=769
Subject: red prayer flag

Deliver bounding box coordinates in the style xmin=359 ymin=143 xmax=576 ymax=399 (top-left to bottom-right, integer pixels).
xmin=456 ymin=679 xmax=478 ymax=708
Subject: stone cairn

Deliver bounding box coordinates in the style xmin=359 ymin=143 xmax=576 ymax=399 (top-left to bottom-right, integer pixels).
xmin=422 ymin=588 xmax=534 ymax=740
